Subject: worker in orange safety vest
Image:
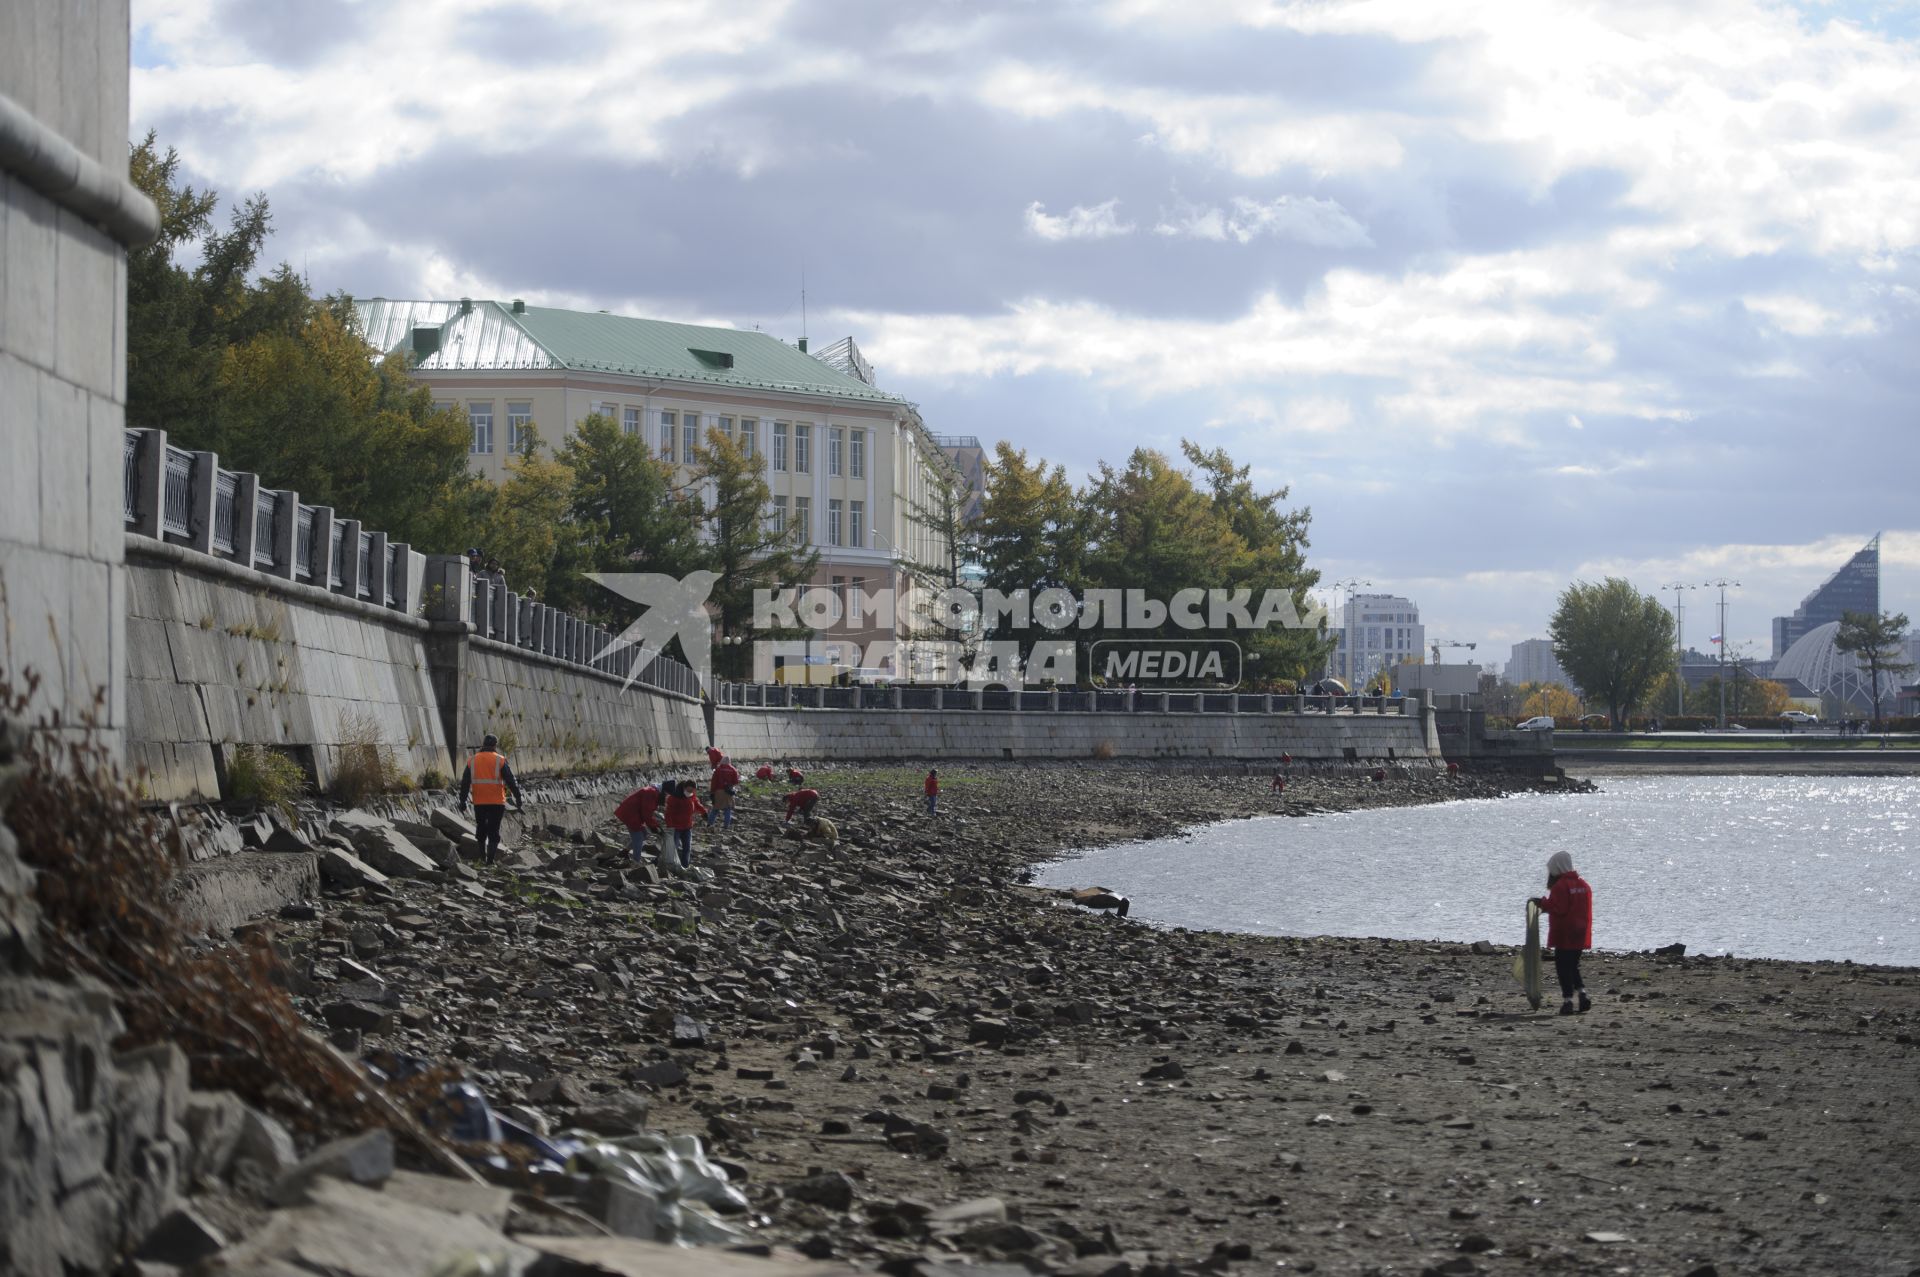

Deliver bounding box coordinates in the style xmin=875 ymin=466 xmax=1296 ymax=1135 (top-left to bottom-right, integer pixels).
xmin=457 ymin=733 xmax=523 ymax=864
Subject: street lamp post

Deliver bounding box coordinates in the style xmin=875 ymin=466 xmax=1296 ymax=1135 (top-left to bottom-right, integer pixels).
xmin=1662 ymin=581 xmax=1695 ymax=718
xmin=1328 ymin=578 xmax=1372 ymax=689
xmin=1702 ymin=578 xmax=1740 ymax=730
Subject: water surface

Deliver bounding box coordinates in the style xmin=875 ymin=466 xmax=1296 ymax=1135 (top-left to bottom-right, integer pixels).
xmin=1034 ymin=775 xmax=1920 ymax=965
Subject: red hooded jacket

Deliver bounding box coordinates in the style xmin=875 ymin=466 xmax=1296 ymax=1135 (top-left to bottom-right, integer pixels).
xmin=924 ymin=772 xmax=939 ymax=796
xmin=755 ymin=764 xmax=776 ymax=781
xmin=614 ymin=786 xmax=662 ymax=832
xmin=1539 ymin=871 xmax=1593 ymax=950
xmin=664 ymin=790 xmax=709 ymax=831
xmin=706 ymin=747 xmax=724 ymax=767
xmin=711 ymin=762 xmax=741 ymax=794
xmin=785 ymin=788 xmax=821 ymax=820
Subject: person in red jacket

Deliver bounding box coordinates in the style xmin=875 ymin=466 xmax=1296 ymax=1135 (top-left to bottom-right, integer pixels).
xmin=754 ymin=764 xmax=776 ymax=782
xmin=663 ymin=780 xmax=709 ymax=870
xmin=613 ymin=783 xmax=663 ymax=863
xmin=786 ymin=766 xmax=804 ymax=784
xmin=784 ymin=788 xmax=820 ymax=822
xmin=708 ymin=756 xmax=741 ymax=828
xmin=924 ymin=768 xmax=940 ymax=816
xmin=1533 ymin=850 xmax=1593 ymax=1015
xmin=706 ymin=746 xmax=724 ymax=768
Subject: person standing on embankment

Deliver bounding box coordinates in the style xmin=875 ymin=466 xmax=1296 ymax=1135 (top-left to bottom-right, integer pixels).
xmin=1534 ymin=850 xmax=1593 ymax=1016
xmin=458 ymin=733 xmax=523 ymax=865
xmin=613 ymin=782 xmax=664 ymax=863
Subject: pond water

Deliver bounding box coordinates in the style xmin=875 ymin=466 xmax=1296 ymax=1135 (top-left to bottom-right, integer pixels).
xmin=1033 ymin=774 xmax=1920 ymax=965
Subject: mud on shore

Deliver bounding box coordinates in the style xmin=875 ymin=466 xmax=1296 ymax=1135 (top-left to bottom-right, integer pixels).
xmin=279 ymin=762 xmax=1920 ymax=1277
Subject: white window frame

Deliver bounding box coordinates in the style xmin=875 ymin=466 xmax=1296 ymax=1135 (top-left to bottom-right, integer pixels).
xmin=793 ymin=495 xmax=811 ymax=542
xmin=794 ymin=423 xmax=811 ymax=474
xmin=771 ymin=495 xmax=788 ymax=534
xmin=659 ymin=411 xmax=676 ymax=463
xmin=506 ymin=401 xmax=533 ymax=453
xmin=772 ymin=422 xmax=789 ymax=472
xmin=683 ymin=414 xmax=699 ymax=461
xmin=850 ymin=429 xmax=865 ymax=479
xmin=622 ymin=405 xmax=641 ymax=436
xmin=739 ymin=418 xmax=757 ymax=458
xmin=849 ymin=500 xmax=864 ymax=548
xmin=829 ymin=427 xmax=843 ymax=476
xmin=468 ymin=401 xmax=494 ymax=454
xmin=827 ymin=499 xmax=843 ymax=547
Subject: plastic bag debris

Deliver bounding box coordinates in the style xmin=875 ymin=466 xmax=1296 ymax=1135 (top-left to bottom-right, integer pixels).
xmin=565 ymin=1130 xmax=751 ymax=1246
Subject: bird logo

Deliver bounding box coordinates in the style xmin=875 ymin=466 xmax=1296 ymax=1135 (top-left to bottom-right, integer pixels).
xmin=587 ymin=570 xmax=720 ymax=694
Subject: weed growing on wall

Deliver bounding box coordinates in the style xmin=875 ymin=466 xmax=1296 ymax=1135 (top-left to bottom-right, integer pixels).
xmin=331 ymin=709 xmax=408 ymax=807
xmin=226 ymin=743 xmax=306 ymax=818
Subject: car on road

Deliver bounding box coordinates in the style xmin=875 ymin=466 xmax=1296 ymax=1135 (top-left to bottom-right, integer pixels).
xmin=1577 ymin=713 xmax=1610 ymax=731
xmin=1516 ymin=716 xmax=1556 ymax=731
xmin=1780 ymin=710 xmax=1819 ymax=724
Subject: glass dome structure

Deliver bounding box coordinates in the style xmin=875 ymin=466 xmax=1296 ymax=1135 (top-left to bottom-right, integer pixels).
xmin=1772 ymin=620 xmax=1905 ymax=711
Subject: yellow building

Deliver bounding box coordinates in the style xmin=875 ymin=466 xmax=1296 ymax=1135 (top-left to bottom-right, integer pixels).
xmin=353 ymin=298 xmax=959 ymax=670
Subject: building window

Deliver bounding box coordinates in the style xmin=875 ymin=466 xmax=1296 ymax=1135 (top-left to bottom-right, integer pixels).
xmin=849 ymin=501 xmax=864 ymax=547
xmin=468 ymin=402 xmax=494 ymax=454
xmin=849 ymin=575 xmax=865 ymax=618
xmin=683 ymin=414 xmax=699 ymax=460
xmin=772 ymin=422 xmax=789 ymax=471
xmin=771 ymin=496 xmax=788 ymax=534
xmin=738 ymin=418 xmax=756 ymax=459
xmin=659 ymin=411 xmax=676 ymax=463
xmin=599 ymin=401 xmax=617 ymax=421
xmin=829 ymin=427 xmax=843 ymax=476
xmin=827 ymin=499 xmax=843 ymax=547
xmin=850 ymin=429 xmax=865 ymax=479
xmin=794 ymin=495 xmax=811 ymax=542
xmin=622 ymin=406 xmax=641 ymax=436
xmin=506 ymin=401 xmax=533 ymax=453
xmin=794 ymin=423 xmax=811 ymax=473
xmin=718 ymin=415 xmax=734 ymax=444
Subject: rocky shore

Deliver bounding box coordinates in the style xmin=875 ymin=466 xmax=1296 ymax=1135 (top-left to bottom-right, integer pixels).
xmin=244 ymin=759 xmax=1920 ymax=1277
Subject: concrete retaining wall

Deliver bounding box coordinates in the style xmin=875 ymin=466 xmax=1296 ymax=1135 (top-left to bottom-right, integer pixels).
xmin=712 ymin=705 xmax=1437 ymax=763
xmin=126 ymin=539 xmax=448 ymax=802
xmin=440 ymin=634 xmax=709 ymax=773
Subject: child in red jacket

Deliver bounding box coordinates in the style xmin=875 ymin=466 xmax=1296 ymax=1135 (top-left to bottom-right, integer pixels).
xmin=924 ymin=768 xmax=940 ymax=816
xmin=663 ymin=780 xmax=709 ymax=870
xmin=1533 ymin=850 xmax=1593 ymax=1015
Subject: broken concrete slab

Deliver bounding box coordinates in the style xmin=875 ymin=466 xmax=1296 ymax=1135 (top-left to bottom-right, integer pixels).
xmin=317 ymin=846 xmax=389 ymax=891
xmin=270 ymin=1129 xmax=395 ymax=1206
xmin=215 ymin=1175 xmax=537 ymax=1277
xmin=516 ymin=1234 xmax=854 ymax=1277
xmin=170 ymin=853 xmax=320 ymax=933
xmin=381 ymin=1169 xmax=514 ymax=1229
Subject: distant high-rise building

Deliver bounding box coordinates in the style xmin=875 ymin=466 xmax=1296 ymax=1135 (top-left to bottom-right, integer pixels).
xmin=1329 ymin=593 xmax=1423 ymax=686
xmin=1506 ymin=638 xmax=1570 ymax=689
xmin=931 ymin=435 xmax=987 ymax=525
xmin=1772 ymin=534 xmax=1880 ymax=658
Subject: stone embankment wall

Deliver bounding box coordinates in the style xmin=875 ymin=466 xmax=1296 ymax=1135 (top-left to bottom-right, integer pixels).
xmin=713 ymin=704 xmax=1438 ymax=763
xmin=125 ymin=538 xmax=709 ymax=803
xmin=126 ymin=539 xmax=448 ymax=801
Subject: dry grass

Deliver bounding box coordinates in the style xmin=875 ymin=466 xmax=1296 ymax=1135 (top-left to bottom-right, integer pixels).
xmin=0 ymin=670 xmax=471 ymax=1174
xmin=330 ymin=710 xmax=408 ymax=807
xmin=1091 ymin=740 xmax=1116 ymax=760
xmin=226 ymin=743 xmax=307 ymax=818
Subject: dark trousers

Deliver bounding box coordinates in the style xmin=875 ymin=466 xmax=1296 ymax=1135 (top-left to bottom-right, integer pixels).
xmin=673 ymin=827 xmax=693 ymax=868
xmin=474 ymin=804 xmax=505 ymax=862
xmin=1553 ymin=947 xmax=1585 ymax=999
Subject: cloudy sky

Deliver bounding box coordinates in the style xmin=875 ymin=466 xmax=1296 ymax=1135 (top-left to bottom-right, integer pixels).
xmin=129 ymin=0 xmax=1919 ymax=666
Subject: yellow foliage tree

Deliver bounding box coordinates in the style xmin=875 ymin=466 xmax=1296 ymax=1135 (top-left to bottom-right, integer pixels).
xmin=1521 ymin=683 xmax=1582 ymax=719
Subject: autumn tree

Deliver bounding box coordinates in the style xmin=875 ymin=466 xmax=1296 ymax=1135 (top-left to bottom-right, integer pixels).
xmin=1521 ymin=683 xmax=1583 ymax=720
xmin=1549 ymin=578 xmax=1675 ymax=729
xmin=690 ymin=426 xmax=818 ymax=681
xmin=477 ymin=426 xmax=576 ymax=601
xmin=1834 ymin=610 xmax=1915 ymax=729
xmin=550 ymin=415 xmax=703 ymax=616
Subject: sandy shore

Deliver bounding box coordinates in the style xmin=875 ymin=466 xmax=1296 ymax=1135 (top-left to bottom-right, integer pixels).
xmin=282 ymin=762 xmax=1920 ymax=1277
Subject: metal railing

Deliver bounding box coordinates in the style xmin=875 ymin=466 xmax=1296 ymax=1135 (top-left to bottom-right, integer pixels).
xmin=356 ymin=532 xmax=373 ymax=599
xmin=293 ymin=506 xmax=316 ymax=579
xmin=253 ymin=491 xmax=277 ymax=567
xmin=161 ymin=447 xmax=193 ymax=536
xmin=122 ymin=433 xmax=138 ymax=523
xmin=711 ymin=679 xmax=1423 ymax=717
xmin=211 ymin=471 xmax=239 ymax=553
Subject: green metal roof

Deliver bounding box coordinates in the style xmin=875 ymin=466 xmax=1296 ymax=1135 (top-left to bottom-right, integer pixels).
xmin=354 ymin=298 xmax=904 ymax=406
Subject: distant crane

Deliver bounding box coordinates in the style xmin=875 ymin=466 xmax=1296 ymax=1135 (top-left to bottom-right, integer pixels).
xmin=1430 ymin=640 xmax=1477 ymax=665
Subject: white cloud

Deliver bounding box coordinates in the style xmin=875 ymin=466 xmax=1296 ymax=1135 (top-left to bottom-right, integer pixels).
xmin=1024 ymin=199 xmax=1135 ymax=242
xmin=1741 ymin=294 xmax=1878 ymax=337
xmin=1154 ymin=195 xmax=1372 ymax=247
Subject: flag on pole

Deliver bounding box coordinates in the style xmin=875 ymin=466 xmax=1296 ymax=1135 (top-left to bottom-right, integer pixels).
xmin=1709 ymin=634 xmax=1723 ymax=644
